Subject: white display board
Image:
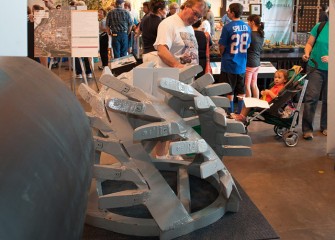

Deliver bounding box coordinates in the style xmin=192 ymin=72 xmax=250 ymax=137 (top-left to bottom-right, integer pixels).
xmin=0 ymin=1 xmax=27 ymax=56
xmin=71 ymin=11 xmax=99 ymax=57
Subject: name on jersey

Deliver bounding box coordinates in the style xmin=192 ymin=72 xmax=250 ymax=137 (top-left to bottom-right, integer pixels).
xmin=232 ymin=25 xmax=249 ymax=32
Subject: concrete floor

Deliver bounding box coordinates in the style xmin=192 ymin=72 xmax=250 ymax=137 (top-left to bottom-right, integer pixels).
xmin=224 ymin=116 xmax=335 ymax=240
xmin=51 ymin=63 xmax=335 ymax=240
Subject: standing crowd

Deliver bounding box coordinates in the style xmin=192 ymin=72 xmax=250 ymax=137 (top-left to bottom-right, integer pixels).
xmin=28 ymin=0 xmax=328 ymax=141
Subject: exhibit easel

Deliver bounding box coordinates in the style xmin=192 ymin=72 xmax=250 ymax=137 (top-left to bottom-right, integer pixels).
xmin=46 ymin=56 xmax=79 ymax=94
xmin=72 ymin=57 xmax=100 ymax=95
xmin=48 ymin=57 xmax=70 ymax=70
xmin=33 ymin=8 xmax=100 ymax=95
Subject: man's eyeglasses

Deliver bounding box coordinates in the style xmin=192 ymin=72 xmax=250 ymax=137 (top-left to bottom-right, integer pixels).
xmin=190 ymin=7 xmax=202 ymax=19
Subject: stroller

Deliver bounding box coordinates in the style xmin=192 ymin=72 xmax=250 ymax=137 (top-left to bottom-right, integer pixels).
xmin=245 ymin=60 xmax=317 ymax=147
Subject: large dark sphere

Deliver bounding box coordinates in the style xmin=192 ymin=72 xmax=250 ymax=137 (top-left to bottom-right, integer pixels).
xmin=0 ymin=57 xmax=94 ymax=240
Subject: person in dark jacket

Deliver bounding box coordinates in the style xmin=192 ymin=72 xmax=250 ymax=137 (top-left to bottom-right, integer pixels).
xmin=192 ymin=19 xmax=212 ymax=77
xmin=141 ymin=0 xmax=168 ymax=65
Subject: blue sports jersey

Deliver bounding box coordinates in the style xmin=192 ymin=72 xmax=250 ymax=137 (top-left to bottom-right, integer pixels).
xmin=219 ymin=20 xmax=251 ymax=74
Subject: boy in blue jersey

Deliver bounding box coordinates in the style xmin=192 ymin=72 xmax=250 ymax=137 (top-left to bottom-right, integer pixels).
xmin=218 ymin=3 xmax=251 ymax=114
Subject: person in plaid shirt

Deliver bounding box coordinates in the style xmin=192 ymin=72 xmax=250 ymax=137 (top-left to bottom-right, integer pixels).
xmin=106 ymin=0 xmax=133 ymax=58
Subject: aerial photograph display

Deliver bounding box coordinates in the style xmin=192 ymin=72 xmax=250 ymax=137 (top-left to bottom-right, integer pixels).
xmin=34 ymin=9 xmax=71 ymax=57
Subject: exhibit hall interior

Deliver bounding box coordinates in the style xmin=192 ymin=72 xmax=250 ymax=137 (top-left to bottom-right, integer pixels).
xmin=0 ymin=0 xmax=335 ymax=239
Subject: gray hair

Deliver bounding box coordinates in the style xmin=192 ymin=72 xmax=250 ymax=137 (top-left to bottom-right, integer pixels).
xmin=75 ymin=1 xmax=86 ymax=6
xmin=169 ymin=2 xmax=180 ymax=10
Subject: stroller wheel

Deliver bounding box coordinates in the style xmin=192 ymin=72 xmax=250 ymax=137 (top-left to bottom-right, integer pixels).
xmin=274 ymin=126 xmax=287 ymax=137
xmin=283 ymin=132 xmax=299 ymax=147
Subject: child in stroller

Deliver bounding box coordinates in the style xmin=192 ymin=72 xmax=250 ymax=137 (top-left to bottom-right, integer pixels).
xmin=231 ymin=65 xmax=309 ymax=147
xmin=231 ymin=69 xmax=288 ymax=123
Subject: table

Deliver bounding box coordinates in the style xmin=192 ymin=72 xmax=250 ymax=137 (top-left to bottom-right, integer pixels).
xmin=260 ymin=52 xmax=304 ymax=70
xmin=210 ymin=61 xmax=276 ymax=78
xmin=211 ymin=51 xmax=305 ymax=71
xmin=210 ymin=61 xmax=277 ymax=90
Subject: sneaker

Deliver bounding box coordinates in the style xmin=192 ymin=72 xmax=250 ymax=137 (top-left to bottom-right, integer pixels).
xmin=51 ymin=62 xmax=59 ymax=69
xmin=87 ymin=73 xmax=93 ymax=78
xmin=76 ymin=74 xmax=83 ymax=79
xmin=321 ymin=129 xmax=327 ymax=136
xmin=303 ymin=132 xmax=313 ymax=140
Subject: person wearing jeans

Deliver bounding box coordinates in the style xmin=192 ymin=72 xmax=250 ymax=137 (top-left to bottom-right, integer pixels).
xmin=111 ymin=32 xmax=128 ymax=58
xmin=106 ymin=0 xmax=133 ymax=58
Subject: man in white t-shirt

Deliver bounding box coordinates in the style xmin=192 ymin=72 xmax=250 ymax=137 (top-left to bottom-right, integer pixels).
xmin=154 ymin=0 xmax=207 ymax=68
xmin=153 ymin=0 xmax=207 ymax=159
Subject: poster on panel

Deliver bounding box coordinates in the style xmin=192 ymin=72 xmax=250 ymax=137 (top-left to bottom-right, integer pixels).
xmin=34 ymin=9 xmax=72 ymax=57
xmin=225 ymin=0 xmax=262 ymax=13
xmin=209 ymin=0 xmax=222 ymax=17
xmin=262 ymin=0 xmax=293 ymax=44
xmin=226 ymin=0 xmax=249 ymax=12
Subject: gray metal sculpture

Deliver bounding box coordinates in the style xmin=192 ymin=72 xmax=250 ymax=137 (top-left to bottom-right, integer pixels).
xmin=0 ymin=57 xmax=94 ymax=240
xmin=79 ymin=65 xmax=252 ymax=239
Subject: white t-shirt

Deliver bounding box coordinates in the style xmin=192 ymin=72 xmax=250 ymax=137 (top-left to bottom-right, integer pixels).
xmin=200 ymin=20 xmax=211 ymax=34
xmin=154 ymin=14 xmax=198 ymax=68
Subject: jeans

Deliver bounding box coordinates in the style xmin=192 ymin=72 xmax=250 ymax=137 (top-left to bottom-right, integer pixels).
xmin=302 ymin=66 xmax=328 ymax=133
xmin=112 ymin=32 xmax=128 ymax=58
